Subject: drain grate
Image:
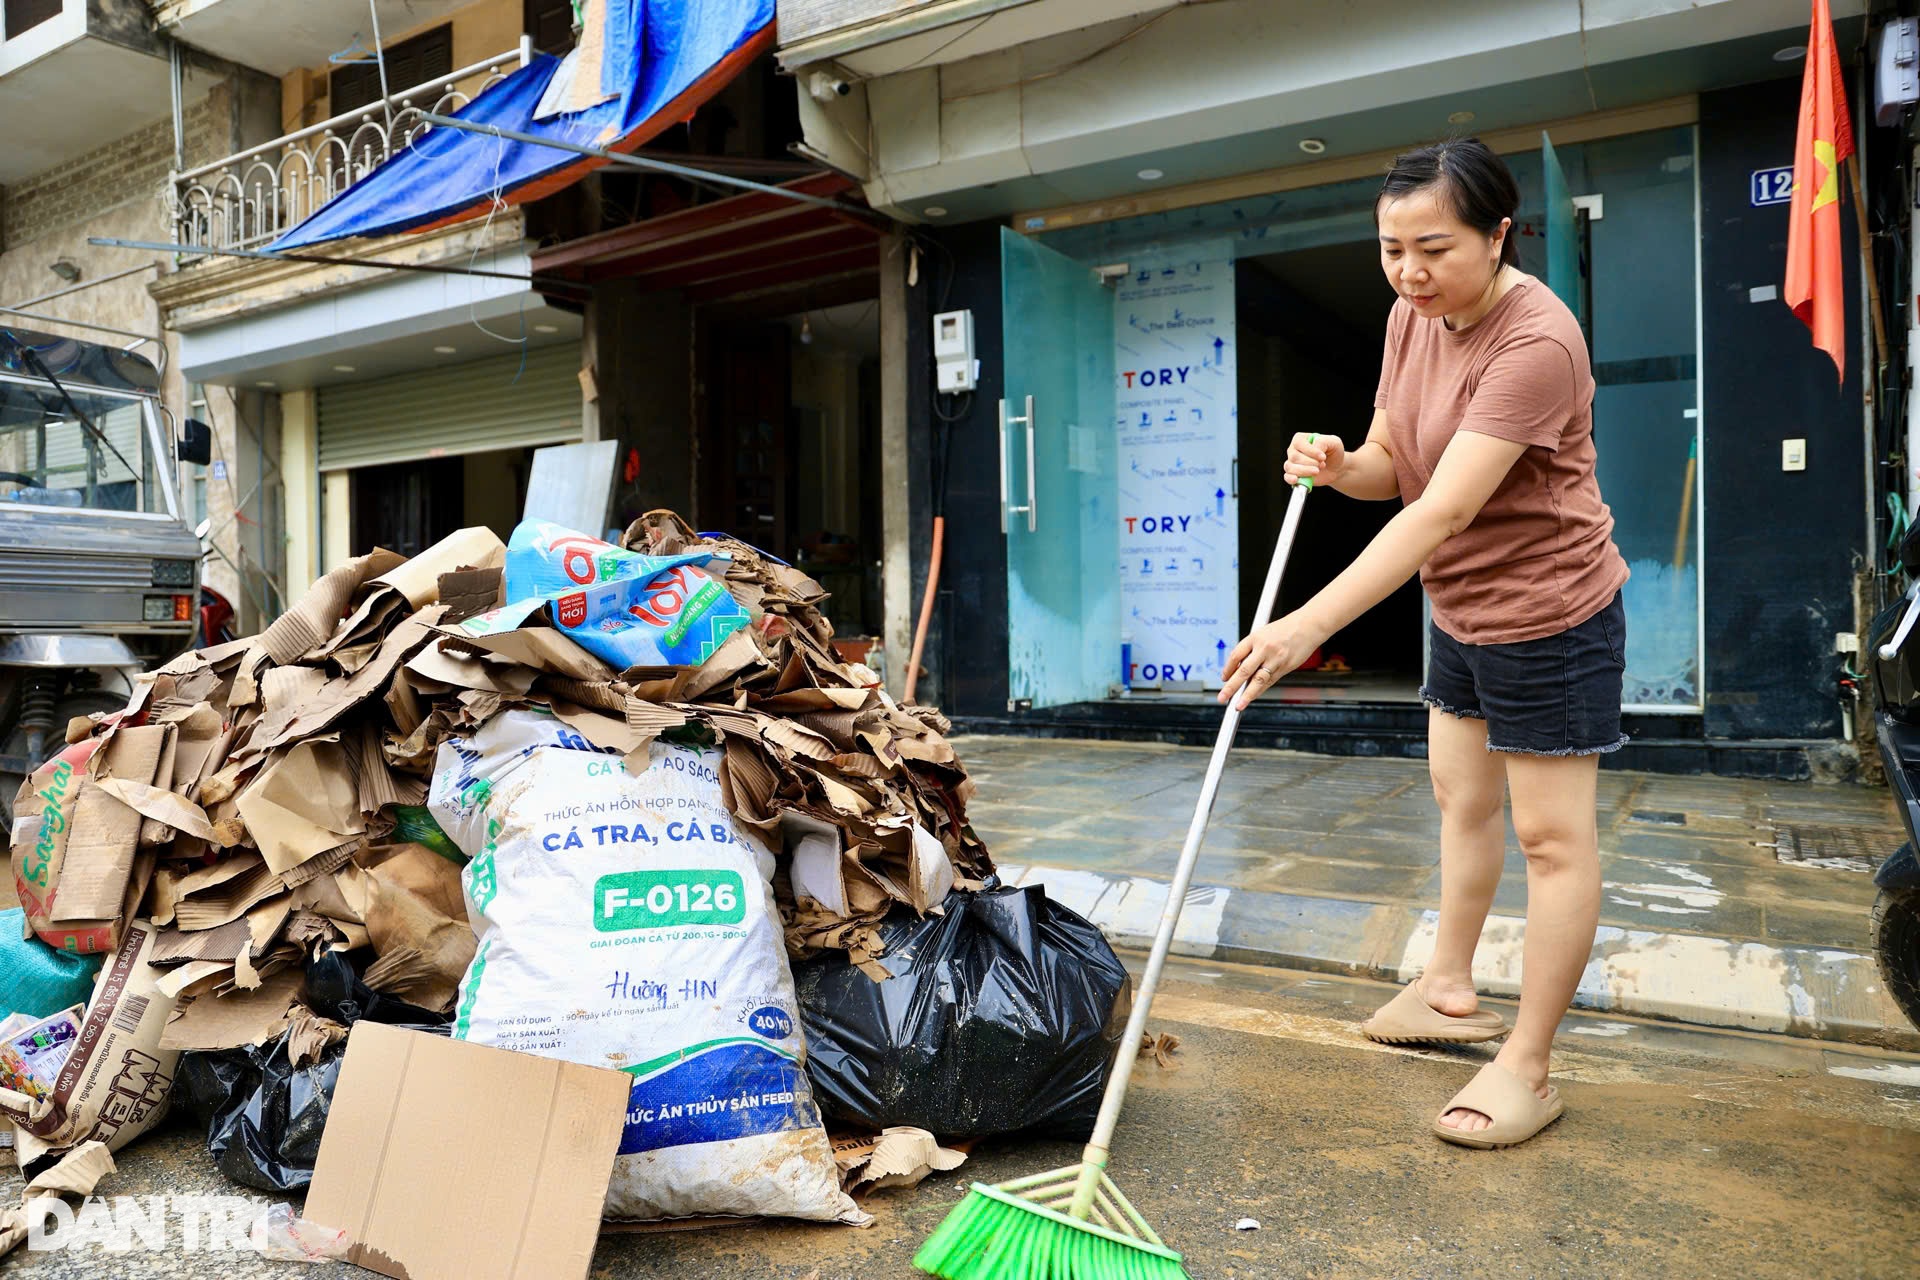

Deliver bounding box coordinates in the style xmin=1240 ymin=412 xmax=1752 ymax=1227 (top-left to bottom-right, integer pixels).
xmin=1629 ymin=809 xmax=1688 ymax=826
xmin=1771 ymin=823 xmax=1883 ymax=873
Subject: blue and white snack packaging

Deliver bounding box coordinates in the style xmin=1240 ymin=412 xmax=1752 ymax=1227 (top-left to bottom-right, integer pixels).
xmin=492 ymin=521 xmax=750 ymax=670
xmin=428 ymin=710 xmax=863 ymax=1224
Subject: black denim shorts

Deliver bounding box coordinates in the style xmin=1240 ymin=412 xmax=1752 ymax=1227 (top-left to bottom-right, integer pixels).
xmin=1421 ymin=592 xmax=1628 ymax=757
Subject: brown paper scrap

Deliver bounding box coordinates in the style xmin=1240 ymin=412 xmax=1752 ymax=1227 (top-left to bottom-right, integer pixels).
xmin=257 ymin=548 xmax=405 ymax=664
xmin=52 ymin=725 xmax=169 ymax=924
xmin=406 ymin=643 xmax=537 ymax=697
xmin=833 ymin=1127 xmax=966 ymax=1193
xmin=350 ymin=724 xmax=410 ymax=814
xmin=678 ymin=628 xmax=769 ymax=701
xmin=92 ymin=779 xmax=223 ymax=846
xmin=234 ymin=740 xmax=365 ymax=877
xmin=0 ymin=1141 xmax=116 ymax=1260
xmin=358 ymin=846 xmax=475 ymax=1012
xmin=173 ymin=855 xmax=286 ymax=932
xmin=436 ymin=566 xmax=503 ymax=623
xmin=279 ymin=839 xmax=361 ymax=890
xmin=377 ymin=526 xmax=505 ymax=609
xmin=548 ymin=703 xmax=654 ymax=756
xmin=4 ymin=922 xmax=181 ymax=1165
xmin=286 ymin=1006 xmax=349 ymax=1069
xmin=149 ymin=916 xmax=250 ymax=967
xmin=244 ymin=610 xmax=444 ymax=758
xmin=160 ymin=968 xmax=302 ymax=1052
xmin=262 ymin=665 xmax=329 ymax=724
xmin=438 ymin=624 xmax=615 ymax=682
xmin=156 ymin=959 xmax=233 ymax=1001
xmin=1138 ymin=1032 xmax=1181 ymax=1069
xmin=760 ymin=718 xmax=838 ymax=763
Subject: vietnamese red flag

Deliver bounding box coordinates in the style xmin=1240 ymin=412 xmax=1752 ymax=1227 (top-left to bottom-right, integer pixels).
xmin=1783 ymin=0 xmax=1856 ymax=382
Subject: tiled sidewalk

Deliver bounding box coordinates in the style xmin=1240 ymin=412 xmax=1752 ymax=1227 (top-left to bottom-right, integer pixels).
xmin=954 ymin=735 xmax=1912 ymax=1046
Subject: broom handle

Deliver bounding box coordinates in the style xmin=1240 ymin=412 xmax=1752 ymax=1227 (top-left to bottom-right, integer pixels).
xmin=1670 ymin=441 xmax=1696 ymax=570
xmin=1071 ymin=477 xmax=1311 ymax=1215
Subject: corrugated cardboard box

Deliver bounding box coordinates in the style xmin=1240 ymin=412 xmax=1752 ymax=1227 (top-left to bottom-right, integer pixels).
xmin=305 ymin=1023 xmax=629 ymax=1280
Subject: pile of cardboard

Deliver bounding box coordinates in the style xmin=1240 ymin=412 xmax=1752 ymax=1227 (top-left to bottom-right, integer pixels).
xmin=4 ymin=512 xmax=995 ymax=1152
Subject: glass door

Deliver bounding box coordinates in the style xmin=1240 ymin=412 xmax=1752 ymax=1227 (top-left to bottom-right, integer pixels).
xmin=999 ymin=227 xmax=1119 ymax=709
xmin=1542 ymin=133 xmax=1581 ymax=319
xmin=1516 ymin=128 xmax=1703 ymax=710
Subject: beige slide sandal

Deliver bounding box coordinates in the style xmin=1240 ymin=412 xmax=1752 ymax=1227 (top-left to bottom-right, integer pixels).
xmin=1432 ymin=1061 xmax=1565 ymax=1149
xmin=1361 ymin=981 xmax=1509 ymax=1045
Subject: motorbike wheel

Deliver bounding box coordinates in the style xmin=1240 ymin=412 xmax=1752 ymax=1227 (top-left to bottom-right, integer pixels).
xmin=1871 ymin=888 xmax=1920 ymax=1032
xmin=0 ymin=689 xmax=127 ymax=839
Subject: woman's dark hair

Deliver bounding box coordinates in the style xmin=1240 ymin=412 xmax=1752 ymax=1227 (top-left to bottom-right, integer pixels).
xmin=1376 ymin=138 xmax=1521 ymax=268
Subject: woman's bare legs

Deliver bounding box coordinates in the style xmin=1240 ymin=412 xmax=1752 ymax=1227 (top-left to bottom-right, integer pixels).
xmin=1439 ymin=751 xmax=1602 ymax=1130
xmin=1417 ymin=708 xmax=1507 ymax=1026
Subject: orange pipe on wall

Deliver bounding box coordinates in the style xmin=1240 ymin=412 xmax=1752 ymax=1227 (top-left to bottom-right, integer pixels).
xmin=903 ymin=515 xmax=944 ymax=703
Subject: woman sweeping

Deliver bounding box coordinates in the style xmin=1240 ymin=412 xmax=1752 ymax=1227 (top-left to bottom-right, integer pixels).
xmin=1220 ymin=138 xmax=1628 ymax=1150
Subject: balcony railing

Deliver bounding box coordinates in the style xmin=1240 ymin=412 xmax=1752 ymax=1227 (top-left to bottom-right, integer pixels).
xmin=168 ymin=41 xmax=530 ymax=253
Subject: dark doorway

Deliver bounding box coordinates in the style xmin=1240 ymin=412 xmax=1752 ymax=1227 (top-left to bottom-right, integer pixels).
xmin=349 ymin=447 xmax=533 ymax=558
xmin=785 ymin=302 xmax=883 ymax=641
xmin=1238 ymin=243 xmax=1422 ymax=700
xmin=350 ymin=456 xmax=463 ymax=559
xmin=695 ymin=301 xmax=884 ymax=642
xmin=699 ymin=324 xmax=793 ymax=558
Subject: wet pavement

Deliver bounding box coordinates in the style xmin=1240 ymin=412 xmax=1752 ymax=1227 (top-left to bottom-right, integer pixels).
xmin=955 ymin=736 xmax=1917 ymax=1047
xmin=953 ymin=736 xmax=1897 ymax=954
xmin=3 ymin=739 xmax=1915 ymax=1276
xmin=7 ymin=959 xmax=1918 ymax=1278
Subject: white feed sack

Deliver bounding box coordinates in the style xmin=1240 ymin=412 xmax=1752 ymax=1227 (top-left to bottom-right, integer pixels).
xmin=429 ymin=710 xmax=862 ymax=1224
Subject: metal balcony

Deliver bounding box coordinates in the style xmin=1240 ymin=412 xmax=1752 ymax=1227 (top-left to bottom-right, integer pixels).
xmin=167 ymin=41 xmax=529 ymax=254
xmin=0 ymin=0 xmax=172 ymax=183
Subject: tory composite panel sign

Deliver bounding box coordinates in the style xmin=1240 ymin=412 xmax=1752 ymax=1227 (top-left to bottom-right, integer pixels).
xmin=1114 ymin=253 xmax=1238 ymax=690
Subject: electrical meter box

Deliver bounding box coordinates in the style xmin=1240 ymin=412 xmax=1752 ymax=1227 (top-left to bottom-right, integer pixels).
xmin=1877 ymin=17 xmax=1919 ymax=126
xmin=933 ymin=309 xmax=977 ymax=393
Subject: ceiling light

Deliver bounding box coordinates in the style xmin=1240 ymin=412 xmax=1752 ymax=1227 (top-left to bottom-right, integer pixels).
xmin=47 ymin=260 xmax=80 ymax=283
xmin=255 ymin=380 xmax=277 ymax=389
xmin=1447 ymin=110 xmax=1475 ymax=125
xmin=1298 ymin=138 xmax=1327 ymax=155
xmin=1137 ymin=168 xmax=1164 ymax=181
xmin=433 ymin=345 xmax=457 ymax=354
xmin=1773 ymin=45 xmax=1807 ymax=61
xmin=332 ymin=364 xmax=356 ymax=373
xmin=923 ymin=206 xmax=948 ymax=218
xmin=533 ymin=323 xmax=559 ymax=334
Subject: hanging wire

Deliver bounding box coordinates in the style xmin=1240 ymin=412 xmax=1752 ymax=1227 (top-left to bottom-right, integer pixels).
xmin=465 ymin=124 xmax=533 ymax=370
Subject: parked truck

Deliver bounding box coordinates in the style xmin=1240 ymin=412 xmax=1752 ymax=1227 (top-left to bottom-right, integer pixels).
xmin=0 ymin=326 xmax=204 ymax=831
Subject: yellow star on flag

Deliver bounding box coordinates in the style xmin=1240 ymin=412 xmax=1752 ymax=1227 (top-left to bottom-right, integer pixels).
xmin=1809 ymin=139 xmax=1839 ymax=212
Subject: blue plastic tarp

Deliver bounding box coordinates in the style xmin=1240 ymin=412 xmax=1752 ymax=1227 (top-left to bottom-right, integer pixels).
xmin=272 ymin=0 xmax=775 ymax=250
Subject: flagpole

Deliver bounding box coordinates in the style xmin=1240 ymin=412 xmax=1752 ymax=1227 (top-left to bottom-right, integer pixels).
xmin=1847 ymin=154 xmax=1890 ymax=378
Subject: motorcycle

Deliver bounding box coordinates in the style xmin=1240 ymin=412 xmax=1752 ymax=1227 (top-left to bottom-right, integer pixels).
xmin=1868 ymin=522 xmax=1920 ymax=1029
xmin=197 ymin=584 xmax=236 ymax=648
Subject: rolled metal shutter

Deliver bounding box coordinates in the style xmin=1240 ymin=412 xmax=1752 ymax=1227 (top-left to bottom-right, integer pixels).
xmin=317 ymin=343 xmax=582 ymax=471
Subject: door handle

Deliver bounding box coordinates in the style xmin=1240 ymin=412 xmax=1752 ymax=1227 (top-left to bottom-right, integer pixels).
xmin=1002 ymin=394 xmax=1036 ymax=533
xmin=998 ymin=397 xmax=1011 ymax=533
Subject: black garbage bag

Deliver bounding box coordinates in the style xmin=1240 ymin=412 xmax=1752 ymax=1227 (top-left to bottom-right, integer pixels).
xmin=792 ymin=885 xmax=1131 ymax=1139
xmin=303 ymin=949 xmax=449 ymax=1027
xmin=175 ymin=1031 xmax=339 ymax=1193
xmin=176 ymin=951 xmax=451 ymax=1192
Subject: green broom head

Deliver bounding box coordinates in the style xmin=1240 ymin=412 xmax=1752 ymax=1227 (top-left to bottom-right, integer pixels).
xmin=915 ymin=1181 xmax=1189 ymax=1280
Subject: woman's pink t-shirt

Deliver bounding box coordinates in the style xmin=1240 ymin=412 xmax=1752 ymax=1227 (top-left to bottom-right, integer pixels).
xmin=1374 ymin=276 xmax=1629 ymax=645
